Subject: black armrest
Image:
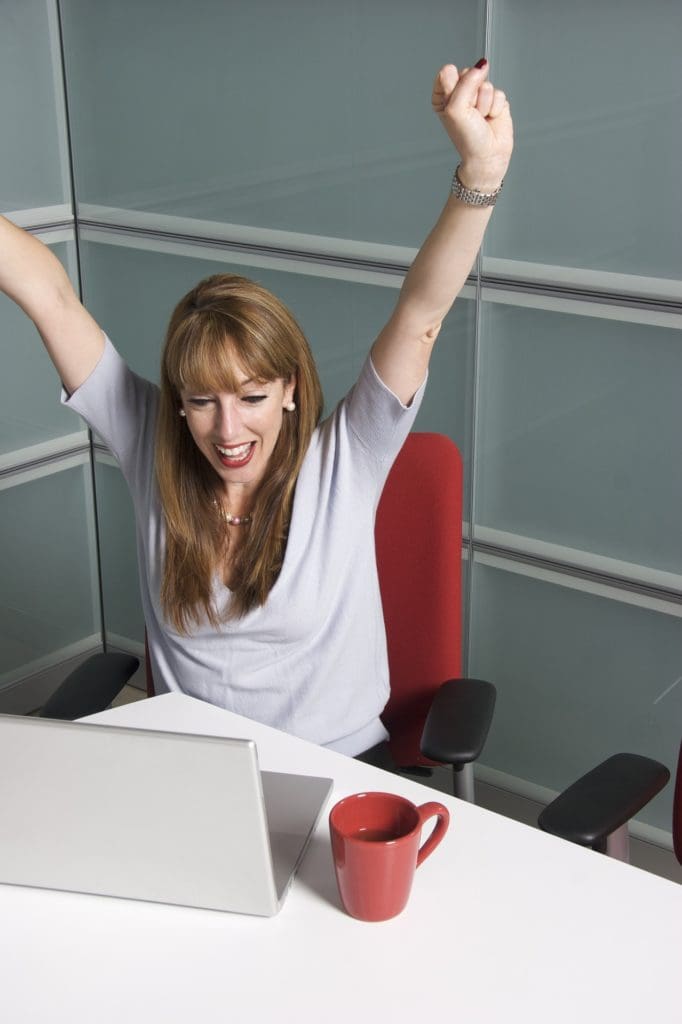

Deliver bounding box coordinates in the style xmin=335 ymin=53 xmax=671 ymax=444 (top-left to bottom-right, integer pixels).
xmin=538 ymin=753 xmax=670 ymax=849
xmin=420 ymin=678 xmax=496 ymax=766
xmin=39 ymin=652 xmax=140 ymax=721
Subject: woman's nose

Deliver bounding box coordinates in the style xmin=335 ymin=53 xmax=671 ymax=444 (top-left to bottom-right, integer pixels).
xmin=216 ymin=399 xmax=241 ymax=438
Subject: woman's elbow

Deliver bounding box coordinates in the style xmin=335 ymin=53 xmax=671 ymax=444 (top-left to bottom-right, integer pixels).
xmin=417 ymin=321 xmax=443 ymax=347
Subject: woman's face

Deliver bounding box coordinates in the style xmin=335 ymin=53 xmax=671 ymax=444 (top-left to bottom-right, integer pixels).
xmin=179 ymin=366 xmax=296 ymax=499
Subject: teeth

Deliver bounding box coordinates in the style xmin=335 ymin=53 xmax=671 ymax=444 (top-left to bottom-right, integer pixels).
xmin=216 ymin=442 xmax=252 ymax=459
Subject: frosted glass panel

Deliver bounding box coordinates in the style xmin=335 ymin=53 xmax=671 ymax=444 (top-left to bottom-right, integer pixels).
xmin=61 ymin=0 xmax=483 ymax=245
xmin=0 ymin=0 xmax=67 ymax=211
xmin=0 ymin=241 xmax=85 ymax=455
xmin=470 ymin=559 xmax=679 ymax=832
xmin=0 ymin=466 xmax=98 ymax=679
xmin=95 ymin=460 xmax=145 ymax=645
xmin=475 ymin=301 xmax=682 ymax=574
xmin=80 ymin=242 xmax=475 ymax=486
xmin=486 ymin=0 xmax=682 ymax=281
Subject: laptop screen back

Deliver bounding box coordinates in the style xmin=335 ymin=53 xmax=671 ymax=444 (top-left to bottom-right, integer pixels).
xmin=0 ymin=714 xmax=329 ymax=916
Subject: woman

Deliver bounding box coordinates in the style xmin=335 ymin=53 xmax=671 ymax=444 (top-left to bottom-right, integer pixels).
xmin=0 ymin=61 xmax=512 ymax=756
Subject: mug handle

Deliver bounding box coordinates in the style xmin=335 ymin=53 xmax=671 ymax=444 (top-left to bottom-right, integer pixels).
xmin=415 ymin=802 xmax=450 ymax=867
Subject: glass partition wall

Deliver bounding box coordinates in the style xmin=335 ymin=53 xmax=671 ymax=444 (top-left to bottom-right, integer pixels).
xmin=2 ymin=0 xmax=680 ymax=845
xmin=472 ymin=0 xmax=682 ymax=842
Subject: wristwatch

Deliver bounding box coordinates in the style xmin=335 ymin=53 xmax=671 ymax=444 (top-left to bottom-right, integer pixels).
xmin=451 ymin=164 xmax=503 ymax=207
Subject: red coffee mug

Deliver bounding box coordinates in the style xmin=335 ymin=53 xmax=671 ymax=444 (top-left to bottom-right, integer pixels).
xmin=329 ymin=791 xmax=450 ymax=922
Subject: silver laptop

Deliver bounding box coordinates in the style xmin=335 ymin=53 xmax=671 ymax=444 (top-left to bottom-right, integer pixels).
xmin=0 ymin=714 xmax=332 ymax=916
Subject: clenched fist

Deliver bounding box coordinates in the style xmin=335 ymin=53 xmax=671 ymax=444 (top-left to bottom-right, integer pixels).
xmin=432 ymin=60 xmax=513 ymax=191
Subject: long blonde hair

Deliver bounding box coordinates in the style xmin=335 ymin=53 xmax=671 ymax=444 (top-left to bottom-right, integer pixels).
xmin=156 ymin=274 xmax=323 ymax=631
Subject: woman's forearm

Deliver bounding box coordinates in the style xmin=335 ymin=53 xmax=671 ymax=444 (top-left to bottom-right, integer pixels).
xmin=394 ymin=185 xmax=495 ymax=332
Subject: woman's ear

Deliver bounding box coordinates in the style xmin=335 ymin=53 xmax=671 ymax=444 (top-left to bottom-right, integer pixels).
xmin=283 ymin=374 xmax=297 ymax=407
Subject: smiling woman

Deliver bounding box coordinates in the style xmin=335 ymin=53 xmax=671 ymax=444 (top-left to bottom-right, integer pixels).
xmin=0 ymin=61 xmax=513 ymax=755
xmin=156 ymin=273 xmax=322 ymax=626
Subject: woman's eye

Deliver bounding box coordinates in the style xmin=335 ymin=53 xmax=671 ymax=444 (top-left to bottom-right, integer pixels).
xmin=187 ymin=398 xmax=213 ymax=408
xmin=241 ymin=394 xmax=267 ymax=405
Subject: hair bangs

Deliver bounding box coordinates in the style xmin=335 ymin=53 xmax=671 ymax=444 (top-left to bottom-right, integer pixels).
xmin=169 ymin=311 xmax=290 ymax=397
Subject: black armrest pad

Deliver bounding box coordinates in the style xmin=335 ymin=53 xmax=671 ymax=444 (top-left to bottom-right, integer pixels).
xmin=39 ymin=652 xmax=140 ymax=721
xmin=420 ymin=678 xmax=496 ymax=765
xmin=538 ymin=753 xmax=670 ymax=848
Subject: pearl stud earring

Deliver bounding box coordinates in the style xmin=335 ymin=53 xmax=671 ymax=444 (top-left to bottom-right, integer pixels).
xmin=179 ymin=409 xmax=186 ymax=417
xmin=285 ymin=401 xmax=296 ymax=412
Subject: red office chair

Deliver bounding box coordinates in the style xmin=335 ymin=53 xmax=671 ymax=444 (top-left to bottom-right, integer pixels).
xmin=375 ymin=432 xmax=495 ymax=800
xmin=538 ymin=743 xmax=677 ymax=864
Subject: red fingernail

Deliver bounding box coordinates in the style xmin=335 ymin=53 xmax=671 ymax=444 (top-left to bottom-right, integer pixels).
xmin=475 ymin=58 xmax=488 ymax=69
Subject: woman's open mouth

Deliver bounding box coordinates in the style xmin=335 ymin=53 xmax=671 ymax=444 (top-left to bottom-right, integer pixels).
xmin=214 ymin=441 xmax=255 ymax=468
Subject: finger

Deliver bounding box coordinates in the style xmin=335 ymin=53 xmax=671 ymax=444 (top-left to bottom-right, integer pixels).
xmin=432 ymin=64 xmax=459 ymax=112
xmin=431 ymin=64 xmax=459 ymax=112
xmin=488 ymin=88 xmax=507 ymax=120
xmin=449 ymin=59 xmax=491 ymax=113
xmin=440 ymin=66 xmax=470 ymax=113
xmin=475 ymin=80 xmax=495 ymax=118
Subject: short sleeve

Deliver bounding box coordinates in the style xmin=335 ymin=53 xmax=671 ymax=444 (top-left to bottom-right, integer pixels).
xmin=62 ymin=334 xmax=159 ymax=491
xmin=343 ymin=355 xmax=427 ymax=469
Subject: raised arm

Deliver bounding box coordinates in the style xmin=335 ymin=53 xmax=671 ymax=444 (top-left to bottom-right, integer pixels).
xmin=0 ymin=214 xmax=104 ymax=394
xmin=371 ymin=60 xmax=513 ymax=404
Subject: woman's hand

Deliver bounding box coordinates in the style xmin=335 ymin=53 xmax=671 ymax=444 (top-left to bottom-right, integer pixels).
xmin=432 ymin=60 xmax=513 ymax=191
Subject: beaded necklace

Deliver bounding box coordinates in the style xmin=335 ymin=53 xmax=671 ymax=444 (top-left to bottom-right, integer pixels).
xmin=212 ymin=498 xmax=251 ymax=526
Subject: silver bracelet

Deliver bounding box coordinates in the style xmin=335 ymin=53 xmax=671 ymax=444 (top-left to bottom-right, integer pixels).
xmin=450 ymin=164 xmax=503 ymax=207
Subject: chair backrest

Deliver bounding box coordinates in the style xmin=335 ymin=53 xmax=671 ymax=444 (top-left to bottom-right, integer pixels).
xmin=375 ymin=432 xmax=463 ymax=767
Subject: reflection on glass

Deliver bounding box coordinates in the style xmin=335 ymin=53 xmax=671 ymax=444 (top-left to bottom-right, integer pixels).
xmin=470 ymin=558 xmax=679 ymax=831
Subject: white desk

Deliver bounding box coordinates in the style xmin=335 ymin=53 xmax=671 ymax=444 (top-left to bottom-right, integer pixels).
xmin=1 ymin=693 xmax=680 ymax=1023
